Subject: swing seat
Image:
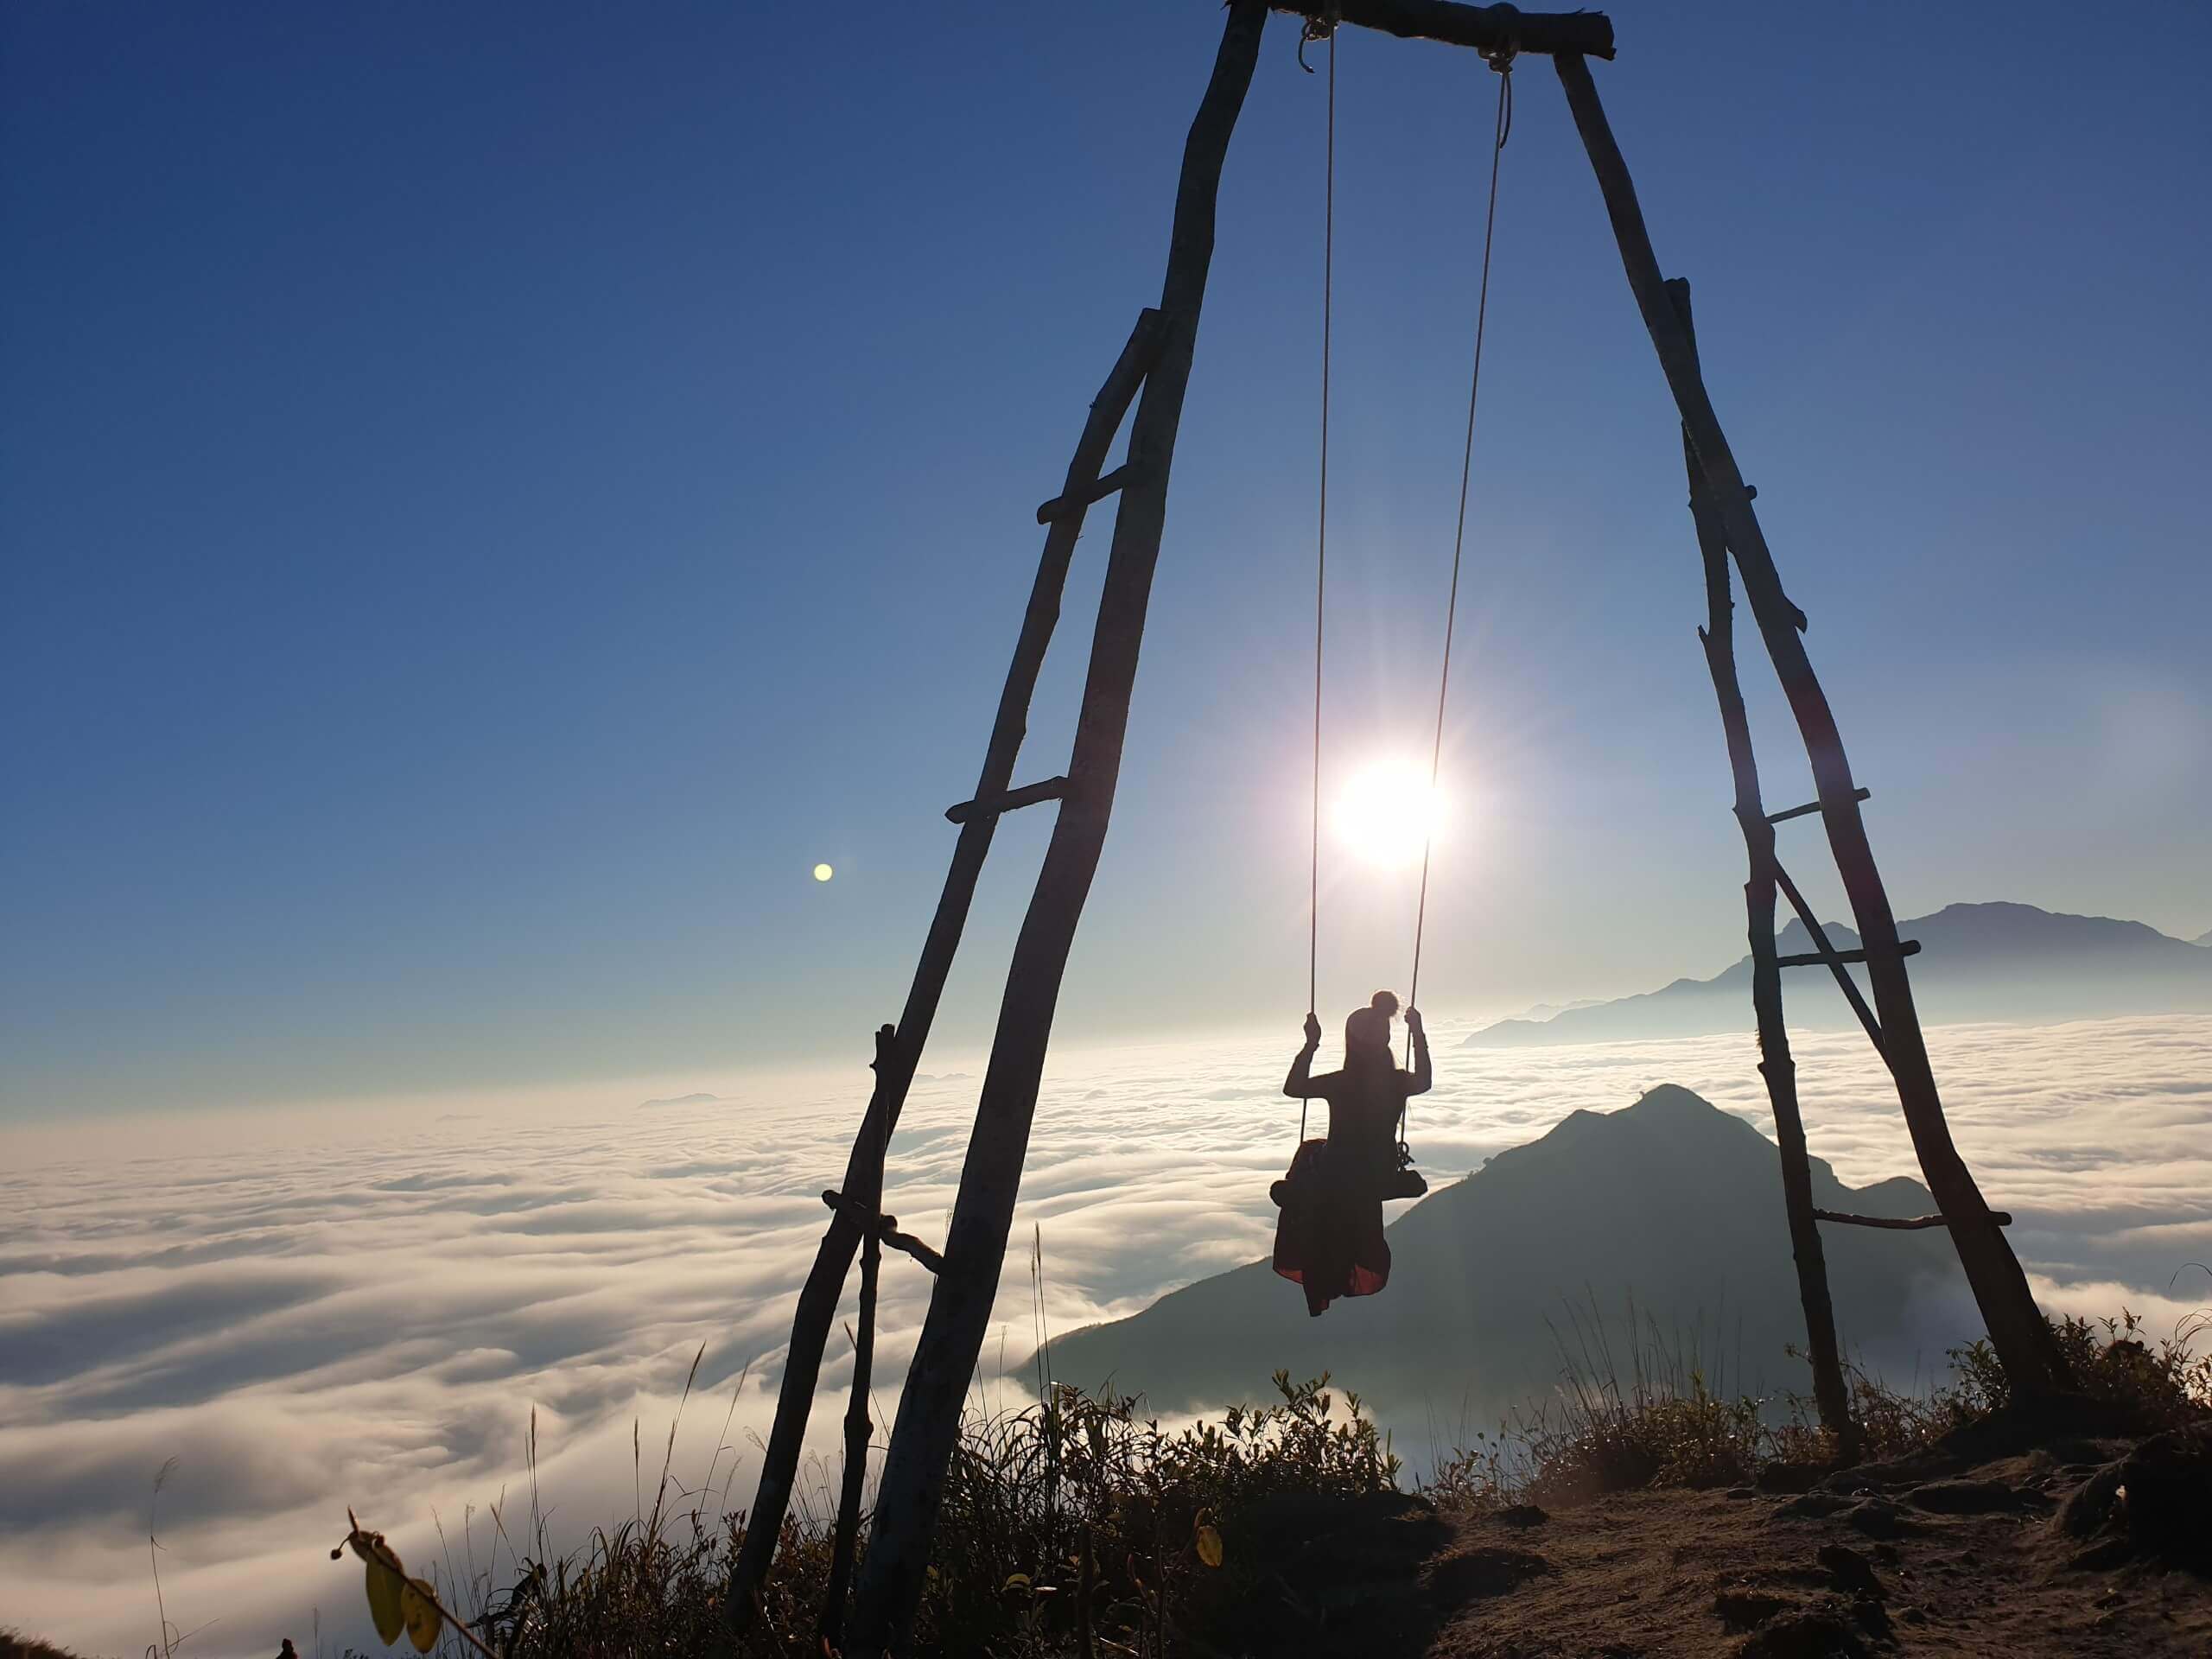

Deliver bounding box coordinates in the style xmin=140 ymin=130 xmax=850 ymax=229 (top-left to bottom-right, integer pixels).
xmin=1380 ymin=1156 xmax=1428 ymax=1202
xmin=1269 ymin=1139 xmax=1427 ymax=1205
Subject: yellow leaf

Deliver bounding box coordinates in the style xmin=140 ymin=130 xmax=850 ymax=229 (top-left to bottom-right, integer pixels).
xmin=365 ymin=1556 xmax=406 ymax=1647
xmin=400 ymin=1577 xmax=442 ymax=1654
xmin=1195 ymin=1524 xmax=1224 ymax=1569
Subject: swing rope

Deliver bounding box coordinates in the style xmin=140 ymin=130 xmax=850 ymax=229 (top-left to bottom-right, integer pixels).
xmin=1300 ymin=31 xmax=1514 ymax=1154
xmin=1308 ymin=24 xmax=1334 ymax=1031
xmin=1303 ymin=23 xmax=1336 ymax=1145
xmin=1405 ymin=54 xmax=1514 ymax=1082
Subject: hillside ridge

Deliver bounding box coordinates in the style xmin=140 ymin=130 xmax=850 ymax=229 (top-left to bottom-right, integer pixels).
xmin=1465 ymin=901 xmax=2212 ymax=1049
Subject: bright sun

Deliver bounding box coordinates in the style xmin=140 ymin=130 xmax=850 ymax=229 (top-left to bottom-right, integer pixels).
xmin=1332 ymin=759 xmax=1445 ymax=869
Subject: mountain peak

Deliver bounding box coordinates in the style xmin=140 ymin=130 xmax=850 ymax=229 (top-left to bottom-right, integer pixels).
xmin=1623 ymin=1082 xmax=1733 ymax=1118
xmin=1034 ymin=1084 xmax=1957 ymax=1419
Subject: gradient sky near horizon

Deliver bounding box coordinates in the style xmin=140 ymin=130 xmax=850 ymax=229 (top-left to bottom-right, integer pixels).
xmin=4 ymin=0 xmax=2208 ymax=1121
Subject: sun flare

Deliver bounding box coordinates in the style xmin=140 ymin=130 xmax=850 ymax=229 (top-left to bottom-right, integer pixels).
xmin=1332 ymin=759 xmax=1445 ymax=869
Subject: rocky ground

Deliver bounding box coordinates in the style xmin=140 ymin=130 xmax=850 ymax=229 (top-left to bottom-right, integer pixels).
xmin=1223 ymin=1423 xmax=2212 ymax=1657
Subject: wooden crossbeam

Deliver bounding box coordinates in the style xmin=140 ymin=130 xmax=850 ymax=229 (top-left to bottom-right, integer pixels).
xmin=1270 ymin=1 xmax=1615 ymax=60
xmin=1036 ymin=465 xmax=1134 ymax=524
xmin=1768 ymin=786 xmax=1871 ymax=825
xmin=1777 ymin=940 xmax=1920 ymax=969
xmin=1816 ymin=1208 xmax=2013 ymax=1230
xmin=944 ymin=775 xmax=1069 ymax=825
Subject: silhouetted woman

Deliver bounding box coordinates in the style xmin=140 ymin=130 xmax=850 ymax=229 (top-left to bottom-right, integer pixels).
xmin=1273 ymin=989 xmax=1431 ymax=1317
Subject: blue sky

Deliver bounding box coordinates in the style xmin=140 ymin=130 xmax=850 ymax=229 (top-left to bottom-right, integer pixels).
xmin=4 ymin=0 xmax=2207 ymax=1117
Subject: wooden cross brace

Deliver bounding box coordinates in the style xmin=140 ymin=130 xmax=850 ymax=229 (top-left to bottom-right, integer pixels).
xmin=820 ymin=1188 xmax=945 ymax=1275
xmin=1816 ymin=1208 xmax=2015 ymax=1231
xmin=1269 ymin=1 xmax=1615 ymax=60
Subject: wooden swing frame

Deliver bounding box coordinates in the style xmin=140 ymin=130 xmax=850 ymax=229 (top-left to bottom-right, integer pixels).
xmin=721 ymin=6 xmax=2067 ymax=1650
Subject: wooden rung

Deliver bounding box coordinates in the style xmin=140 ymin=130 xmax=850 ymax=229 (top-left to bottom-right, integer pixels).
xmin=821 ymin=1189 xmax=946 ymax=1274
xmin=945 ymin=774 xmax=1070 ymax=825
xmin=1777 ymin=939 xmax=1918 ymax=969
xmin=1767 ymin=785 xmax=1871 ymax=825
xmin=880 ymin=1227 xmax=944 ymax=1274
xmin=1035 ymin=464 xmax=1134 ymax=525
xmin=1815 ymin=1208 xmax=2012 ymax=1230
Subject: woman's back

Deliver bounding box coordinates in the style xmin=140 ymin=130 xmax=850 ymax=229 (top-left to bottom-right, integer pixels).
xmin=1309 ymin=1058 xmax=1408 ymax=1173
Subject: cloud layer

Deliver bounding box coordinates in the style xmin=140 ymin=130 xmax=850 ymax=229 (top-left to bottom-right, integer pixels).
xmin=4 ymin=1014 xmax=2209 ymax=1655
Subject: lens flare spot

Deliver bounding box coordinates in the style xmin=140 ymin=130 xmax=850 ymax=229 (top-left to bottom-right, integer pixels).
xmin=1332 ymin=760 xmax=1444 ymax=870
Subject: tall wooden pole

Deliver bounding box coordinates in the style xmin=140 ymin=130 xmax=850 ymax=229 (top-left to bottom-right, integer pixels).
xmin=1555 ymin=53 xmax=2062 ymax=1397
xmin=815 ymin=1033 xmax=891 ymax=1652
xmin=845 ymin=6 xmax=1269 ymax=1649
xmin=1674 ymin=277 xmax=1856 ymax=1459
xmin=720 ymin=309 xmax=1165 ymax=1637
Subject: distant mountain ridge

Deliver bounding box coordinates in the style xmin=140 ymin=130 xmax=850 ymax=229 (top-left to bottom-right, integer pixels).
xmin=1465 ymin=902 xmax=2212 ymax=1048
xmin=1033 ymin=1086 xmax=1969 ymax=1421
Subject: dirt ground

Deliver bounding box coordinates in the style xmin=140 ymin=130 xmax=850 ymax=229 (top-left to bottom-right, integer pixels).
xmin=1225 ymin=1433 xmax=2212 ymax=1658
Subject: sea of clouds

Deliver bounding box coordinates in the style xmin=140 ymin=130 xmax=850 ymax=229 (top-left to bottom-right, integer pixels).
xmin=5 ymin=1013 xmax=2209 ymax=1656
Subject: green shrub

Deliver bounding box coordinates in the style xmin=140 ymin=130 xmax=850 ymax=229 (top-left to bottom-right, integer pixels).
xmin=1948 ymin=1308 xmax=2212 ymax=1430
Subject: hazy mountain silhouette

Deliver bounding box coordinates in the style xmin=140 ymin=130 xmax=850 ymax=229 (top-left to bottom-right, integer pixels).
xmin=1464 ymin=902 xmax=2212 ymax=1048
xmin=1510 ymin=996 xmax=1606 ymax=1022
xmin=2196 ymin=929 xmax=2212 ymax=948
xmin=1032 ymin=1087 xmax=1970 ymax=1423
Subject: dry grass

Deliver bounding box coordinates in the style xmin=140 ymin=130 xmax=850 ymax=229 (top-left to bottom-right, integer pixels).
xmin=302 ymin=1302 xmax=2209 ymax=1657
xmin=337 ymin=1371 xmax=1397 ymax=1659
xmin=1409 ymin=1299 xmax=2212 ymax=1513
xmin=1 ymin=1630 xmax=86 ymax=1659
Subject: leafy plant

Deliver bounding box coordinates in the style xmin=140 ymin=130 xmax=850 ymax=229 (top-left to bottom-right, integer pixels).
xmin=333 ymin=1513 xmax=493 ymax=1659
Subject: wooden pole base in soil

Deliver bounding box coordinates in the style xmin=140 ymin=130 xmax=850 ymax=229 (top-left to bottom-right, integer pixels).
xmin=843 ymin=6 xmax=1270 ymax=1652
xmin=1555 ymin=52 xmax=2063 ymax=1399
